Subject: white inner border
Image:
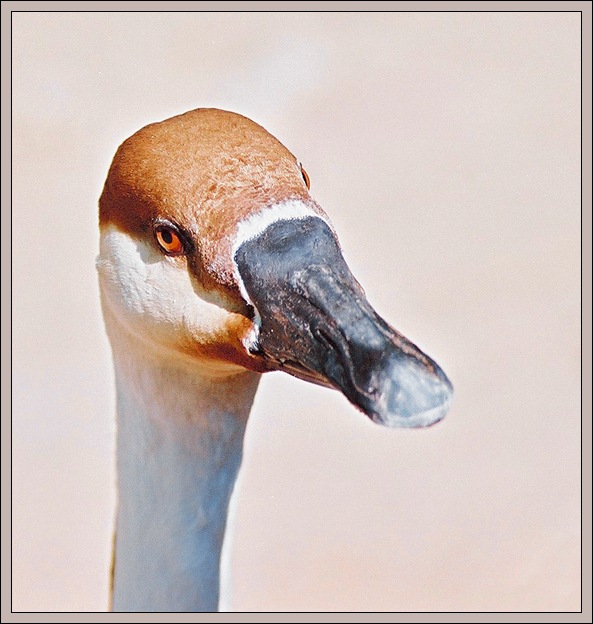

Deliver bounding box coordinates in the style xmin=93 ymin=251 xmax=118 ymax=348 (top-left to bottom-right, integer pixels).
xmin=231 ymin=199 xmax=331 ymax=350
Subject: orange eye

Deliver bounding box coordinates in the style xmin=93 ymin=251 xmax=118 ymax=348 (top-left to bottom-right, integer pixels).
xmin=300 ymin=164 xmax=310 ymax=189
xmin=155 ymin=226 xmax=184 ymax=255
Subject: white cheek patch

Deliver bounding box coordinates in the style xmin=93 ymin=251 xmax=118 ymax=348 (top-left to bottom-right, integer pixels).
xmin=230 ymin=199 xmax=332 ymax=352
xmin=97 ymin=225 xmax=238 ymax=357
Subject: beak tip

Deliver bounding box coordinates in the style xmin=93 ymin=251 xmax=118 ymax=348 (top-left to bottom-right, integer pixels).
xmin=370 ymin=393 xmax=453 ymax=428
xmin=368 ymin=366 xmax=454 ymax=429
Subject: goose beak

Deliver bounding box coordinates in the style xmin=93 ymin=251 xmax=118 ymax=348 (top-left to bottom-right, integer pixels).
xmin=235 ymin=216 xmax=453 ymax=427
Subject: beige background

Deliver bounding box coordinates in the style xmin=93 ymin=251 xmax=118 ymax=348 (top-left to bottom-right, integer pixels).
xmin=12 ymin=11 xmax=581 ymax=613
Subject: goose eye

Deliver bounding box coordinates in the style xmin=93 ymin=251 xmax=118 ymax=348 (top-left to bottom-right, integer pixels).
xmin=155 ymin=226 xmax=184 ymax=255
xmin=300 ymin=164 xmax=311 ymax=189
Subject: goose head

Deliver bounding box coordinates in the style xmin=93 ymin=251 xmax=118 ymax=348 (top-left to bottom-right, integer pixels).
xmin=97 ymin=108 xmax=453 ymax=427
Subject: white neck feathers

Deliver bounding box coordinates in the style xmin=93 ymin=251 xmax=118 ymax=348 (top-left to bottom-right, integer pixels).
xmin=108 ymin=324 xmax=259 ymax=612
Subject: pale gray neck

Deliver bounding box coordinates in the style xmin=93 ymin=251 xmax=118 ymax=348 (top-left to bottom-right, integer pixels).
xmin=109 ymin=337 xmax=259 ymax=612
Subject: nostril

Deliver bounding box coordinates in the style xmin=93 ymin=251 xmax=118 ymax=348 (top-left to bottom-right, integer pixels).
xmin=313 ymin=326 xmax=334 ymax=350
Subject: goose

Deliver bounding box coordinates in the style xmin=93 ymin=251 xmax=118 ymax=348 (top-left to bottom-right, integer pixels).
xmin=96 ymin=108 xmax=453 ymax=612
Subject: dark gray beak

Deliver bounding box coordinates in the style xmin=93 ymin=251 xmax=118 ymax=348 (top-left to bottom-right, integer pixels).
xmin=235 ymin=216 xmax=453 ymax=427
